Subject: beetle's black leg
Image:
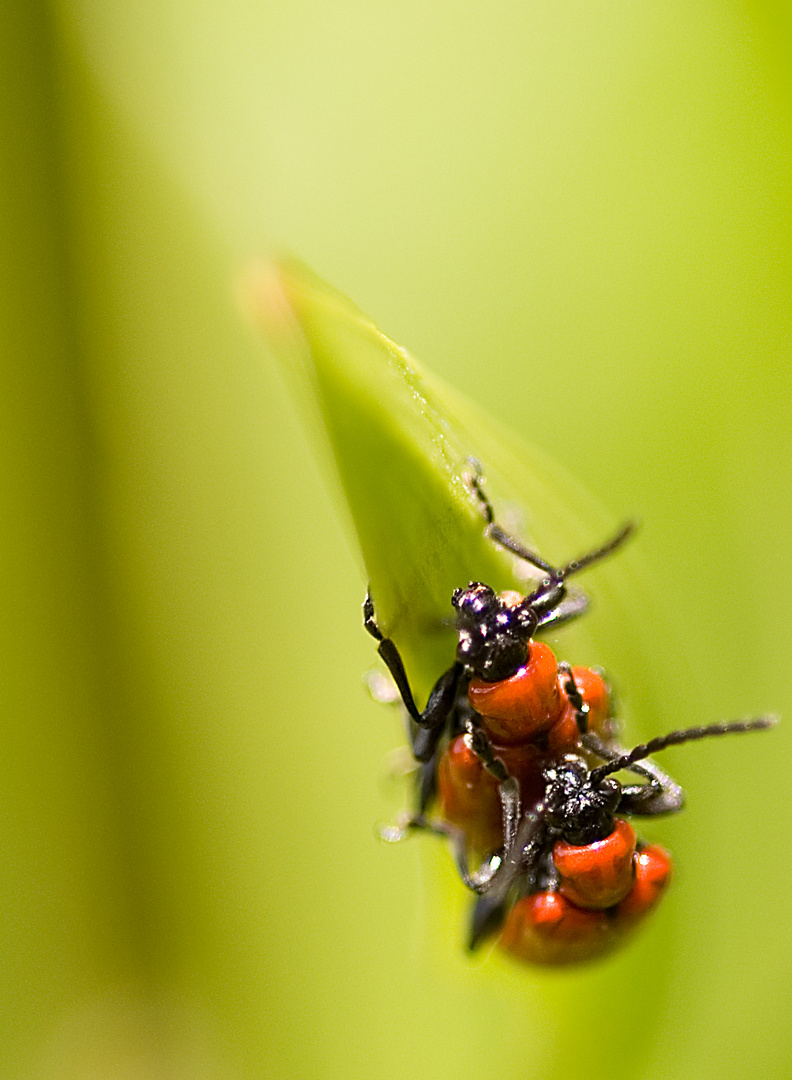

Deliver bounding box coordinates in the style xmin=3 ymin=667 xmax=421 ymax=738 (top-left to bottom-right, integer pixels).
xmin=580 ymin=730 xmax=683 ymax=815
xmin=364 ymin=590 xmax=422 ymax=722
xmin=536 ymin=588 xmax=590 ymax=630
xmin=415 ymin=747 xmax=439 ymax=814
xmin=557 ymin=661 xmax=589 ymax=735
xmin=464 ymin=721 xmax=521 ymax=855
xmin=468 ymin=802 xmax=549 ymax=949
xmin=612 ymin=744 xmax=684 ymax=816
xmin=469 ymin=893 xmax=511 ymax=949
xmin=364 ymin=590 xmax=463 ymax=757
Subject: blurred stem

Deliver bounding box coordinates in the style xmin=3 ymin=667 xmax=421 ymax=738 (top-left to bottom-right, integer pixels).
xmin=0 ymin=0 xmax=171 ymax=1059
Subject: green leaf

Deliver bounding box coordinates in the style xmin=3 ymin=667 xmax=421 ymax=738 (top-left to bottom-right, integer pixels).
xmin=245 ymin=258 xmax=629 ymax=696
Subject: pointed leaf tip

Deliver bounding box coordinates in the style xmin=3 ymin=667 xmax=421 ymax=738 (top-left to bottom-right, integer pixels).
xmin=246 ymin=258 xmax=627 ymax=693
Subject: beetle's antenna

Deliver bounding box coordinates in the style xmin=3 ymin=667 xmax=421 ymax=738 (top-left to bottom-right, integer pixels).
xmin=559 ymin=521 xmax=636 ymax=579
xmin=589 ymin=716 xmax=778 ymax=785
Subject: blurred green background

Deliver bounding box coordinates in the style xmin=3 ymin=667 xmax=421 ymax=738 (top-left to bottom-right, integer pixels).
xmin=3 ymin=2 xmax=791 ymax=1078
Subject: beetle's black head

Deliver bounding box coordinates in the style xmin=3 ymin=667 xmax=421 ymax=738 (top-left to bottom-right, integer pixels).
xmin=542 ymin=755 xmax=622 ymax=845
xmin=451 ymin=583 xmax=539 ymax=682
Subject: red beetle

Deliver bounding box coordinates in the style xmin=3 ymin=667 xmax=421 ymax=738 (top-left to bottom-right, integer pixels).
xmin=492 ymin=721 xmax=771 ymax=964
xmin=365 ymin=463 xmax=775 ymax=964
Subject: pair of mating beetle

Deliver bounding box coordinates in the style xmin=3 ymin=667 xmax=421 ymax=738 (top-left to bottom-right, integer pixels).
xmin=364 ymin=464 xmax=774 ymax=964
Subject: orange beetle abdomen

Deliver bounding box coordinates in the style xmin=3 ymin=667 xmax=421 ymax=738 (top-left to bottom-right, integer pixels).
xmin=498 ymin=891 xmax=616 ymax=965
xmin=553 ymin=819 xmax=637 ymax=910
xmin=468 ymin=641 xmax=564 ymax=744
xmin=617 ymin=845 xmax=672 ymax=922
xmin=436 ymin=735 xmax=503 ymax=854
xmin=436 ymin=735 xmax=549 ymax=853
